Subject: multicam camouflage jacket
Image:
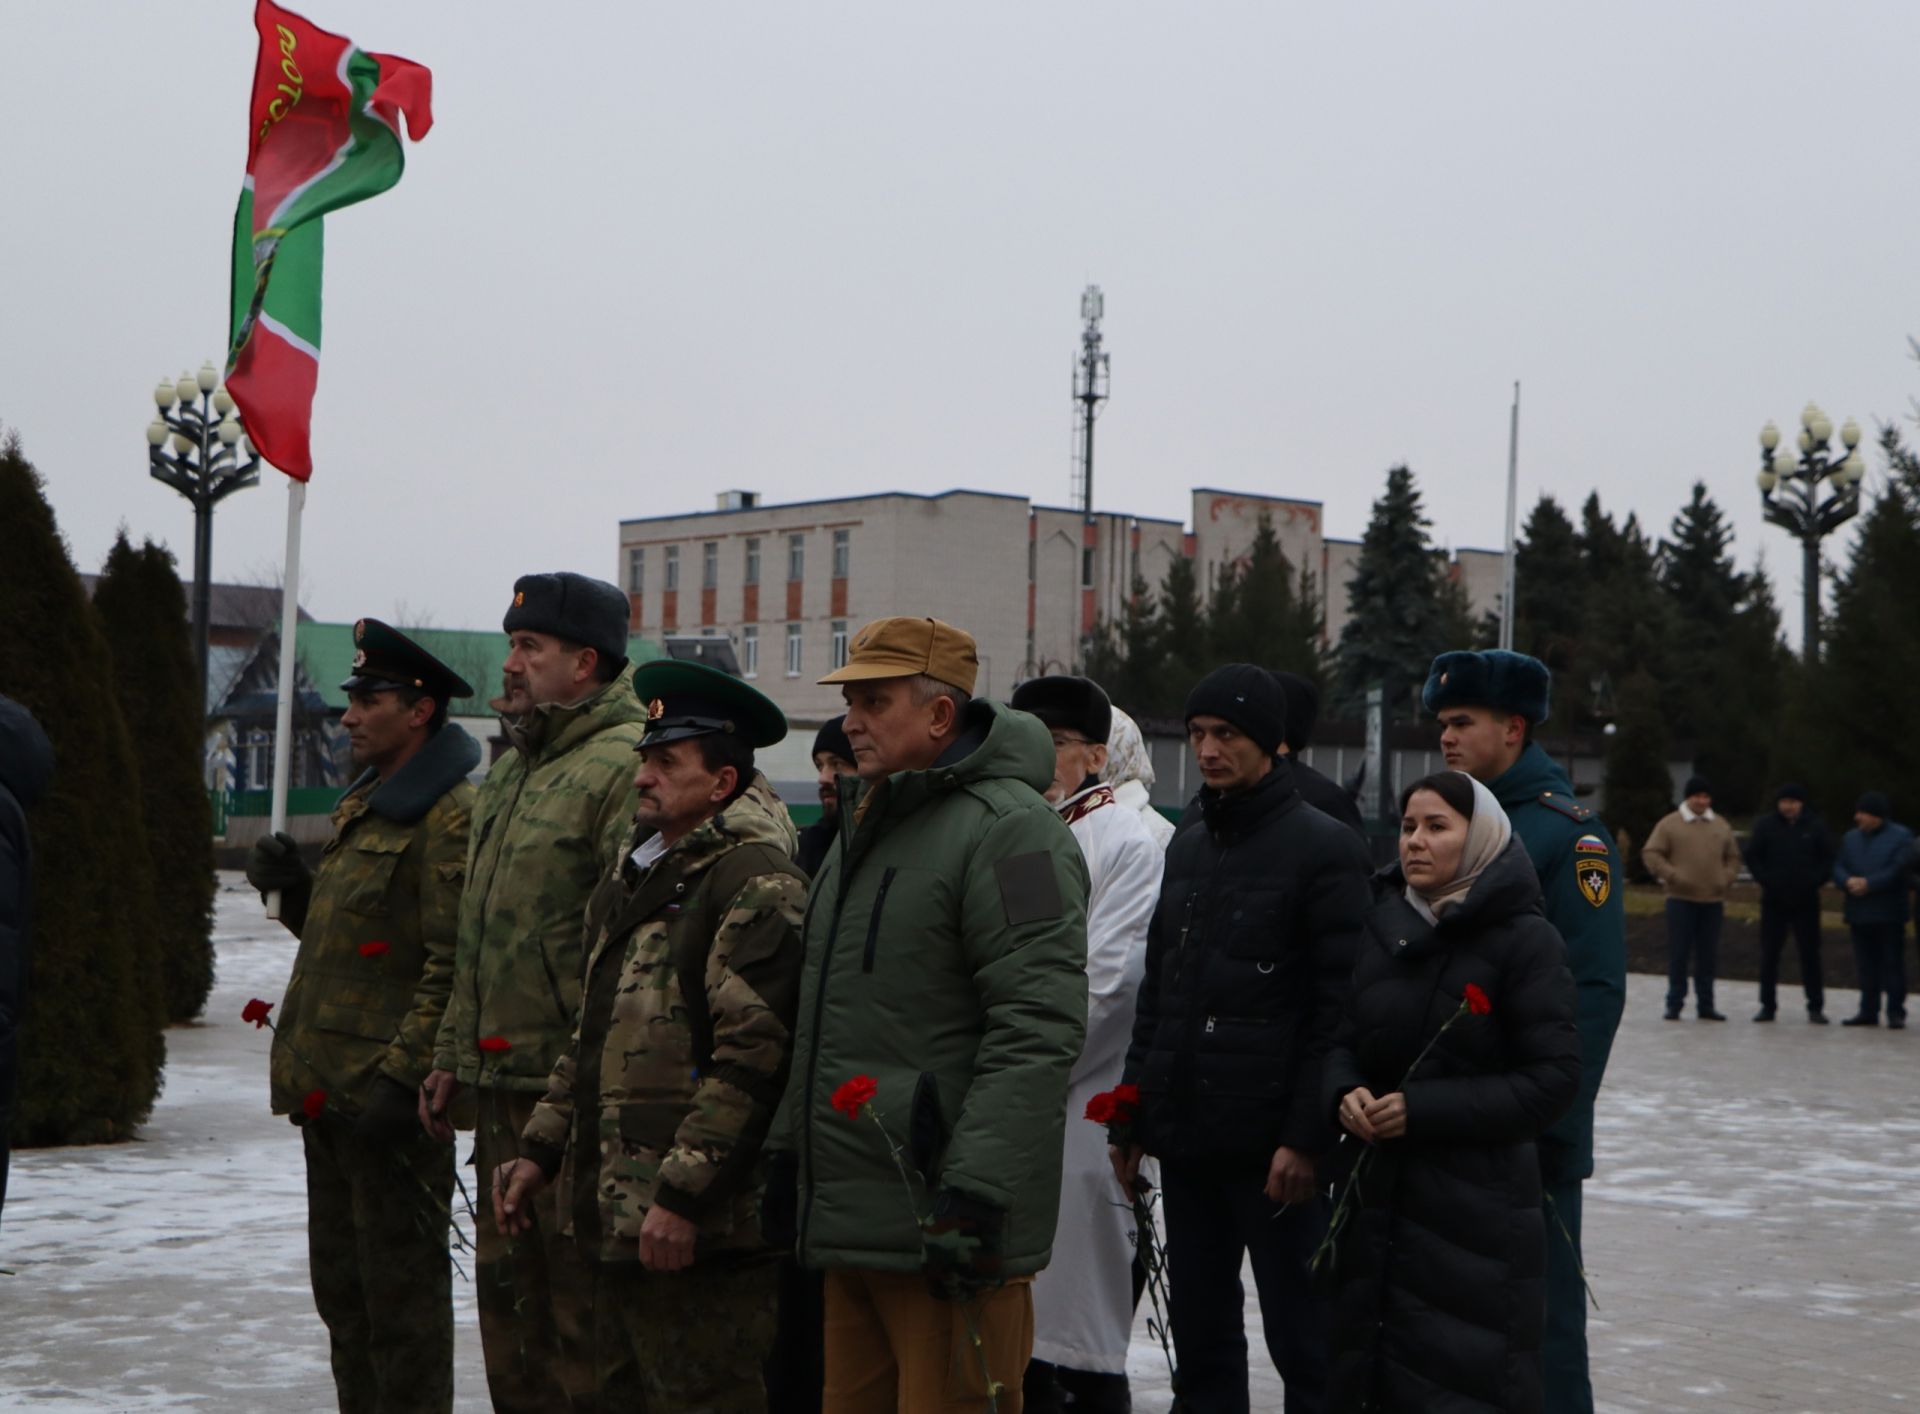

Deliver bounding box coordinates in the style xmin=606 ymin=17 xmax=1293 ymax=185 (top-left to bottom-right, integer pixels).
xmin=433 ymin=668 xmax=649 ymax=1094
xmin=520 ymin=773 xmax=806 ymax=1259
xmin=270 ymin=724 xmax=480 ymax=1116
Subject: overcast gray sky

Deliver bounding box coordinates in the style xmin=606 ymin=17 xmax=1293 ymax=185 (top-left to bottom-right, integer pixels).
xmin=6 ymin=2 xmax=1917 ymax=642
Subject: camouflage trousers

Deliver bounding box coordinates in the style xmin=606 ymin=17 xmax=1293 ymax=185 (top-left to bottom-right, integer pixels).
xmin=474 ymin=1087 xmax=630 ymax=1413
xmin=592 ymin=1252 xmax=780 ymax=1414
xmin=301 ymin=1114 xmax=453 ymax=1414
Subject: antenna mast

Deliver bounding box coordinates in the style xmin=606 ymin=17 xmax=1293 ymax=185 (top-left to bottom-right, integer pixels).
xmin=1070 ymin=285 xmax=1110 ymax=517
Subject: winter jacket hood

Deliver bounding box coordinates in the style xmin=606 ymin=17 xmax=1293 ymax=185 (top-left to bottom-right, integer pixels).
xmin=350 ymin=723 xmax=481 ymax=825
xmin=0 ymin=697 xmax=53 ymax=811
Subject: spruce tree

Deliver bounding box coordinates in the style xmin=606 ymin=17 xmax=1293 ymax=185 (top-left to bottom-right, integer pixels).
xmin=1513 ymin=496 xmax=1584 ymax=675
xmin=1206 ymin=512 xmax=1325 ymax=680
xmin=1335 ymin=465 xmax=1452 ymax=722
xmin=1083 ymin=573 xmax=1166 ymax=720
xmin=93 ymin=534 xmax=216 ymax=1022
xmin=1156 ymin=555 xmax=1209 ymax=716
xmin=0 ymin=438 xmax=166 ymax=1143
xmin=1603 ymin=670 xmax=1676 ymax=880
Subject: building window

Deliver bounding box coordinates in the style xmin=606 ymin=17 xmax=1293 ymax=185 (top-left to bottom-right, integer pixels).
xmin=702 ymin=541 xmax=718 ymax=590
xmin=664 ymin=545 xmax=680 ymax=591
xmin=832 ymin=528 xmax=850 ymax=579
xmin=742 ymin=625 xmax=759 ymax=678
xmin=245 ymin=729 xmax=272 ymax=789
xmin=788 ymin=533 xmax=805 ymax=582
xmin=1081 ymin=547 xmax=1095 ymax=589
xmin=745 ymin=537 xmax=761 ymax=585
xmin=785 ymin=622 xmax=803 ymax=677
xmin=831 ymin=619 xmax=849 ymax=670
xmin=626 ymin=546 xmax=645 ymax=593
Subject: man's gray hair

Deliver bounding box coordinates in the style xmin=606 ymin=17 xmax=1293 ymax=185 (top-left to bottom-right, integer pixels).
xmin=909 ymin=674 xmax=970 ymax=711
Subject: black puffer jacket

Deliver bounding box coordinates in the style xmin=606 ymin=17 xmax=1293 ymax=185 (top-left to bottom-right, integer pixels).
xmin=1322 ymin=838 xmax=1579 ymax=1414
xmin=1744 ymin=807 xmax=1836 ymax=904
xmin=1123 ymin=762 xmax=1371 ymax=1158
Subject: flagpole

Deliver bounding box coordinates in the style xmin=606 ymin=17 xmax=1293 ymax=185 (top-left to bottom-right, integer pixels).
xmin=264 ymin=474 xmax=306 ymax=921
xmin=1499 ymin=381 xmax=1521 ymax=652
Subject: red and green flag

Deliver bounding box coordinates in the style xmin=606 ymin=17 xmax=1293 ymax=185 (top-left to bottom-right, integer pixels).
xmin=225 ymin=0 xmax=431 ymax=480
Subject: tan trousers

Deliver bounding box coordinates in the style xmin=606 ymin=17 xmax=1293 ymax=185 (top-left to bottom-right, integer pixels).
xmin=822 ymin=1270 xmax=1033 ymax=1414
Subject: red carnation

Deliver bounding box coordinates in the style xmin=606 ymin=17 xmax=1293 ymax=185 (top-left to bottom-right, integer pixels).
xmin=1084 ymin=1091 xmax=1118 ymax=1124
xmin=302 ymin=1089 xmax=327 ymax=1120
xmin=359 ymin=941 xmax=391 ymax=959
xmin=831 ymin=1074 xmax=879 ymax=1120
xmin=241 ymin=998 xmax=274 ymax=1029
xmin=478 ymin=1035 xmax=512 ymax=1053
xmin=1464 ymin=983 xmax=1492 ymax=1016
xmin=1111 ymin=1083 xmax=1141 ymax=1111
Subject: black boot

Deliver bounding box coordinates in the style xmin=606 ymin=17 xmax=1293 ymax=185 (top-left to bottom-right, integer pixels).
xmin=1056 ymin=1366 xmax=1133 ymax=1414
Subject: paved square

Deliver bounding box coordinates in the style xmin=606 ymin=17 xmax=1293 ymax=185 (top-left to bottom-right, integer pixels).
xmin=3 ymin=885 xmax=1915 ymax=1409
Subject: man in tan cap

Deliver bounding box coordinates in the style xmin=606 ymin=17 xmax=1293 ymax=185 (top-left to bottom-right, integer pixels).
xmin=763 ymin=616 xmax=1090 ymax=1412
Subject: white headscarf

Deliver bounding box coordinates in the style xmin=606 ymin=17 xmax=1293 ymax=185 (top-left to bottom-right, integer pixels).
xmin=1101 ymin=707 xmax=1155 ymax=790
xmin=1404 ymin=771 xmax=1513 ymax=924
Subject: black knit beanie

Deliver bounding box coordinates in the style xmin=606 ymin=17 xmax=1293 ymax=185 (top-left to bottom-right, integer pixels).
xmin=1184 ymin=664 xmax=1286 ymax=756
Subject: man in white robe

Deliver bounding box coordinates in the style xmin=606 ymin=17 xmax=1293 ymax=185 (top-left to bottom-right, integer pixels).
xmin=1012 ymin=676 xmax=1166 ymax=1414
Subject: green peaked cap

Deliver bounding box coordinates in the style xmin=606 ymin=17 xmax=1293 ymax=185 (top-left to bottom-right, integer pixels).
xmin=631 ymin=658 xmax=787 ymax=749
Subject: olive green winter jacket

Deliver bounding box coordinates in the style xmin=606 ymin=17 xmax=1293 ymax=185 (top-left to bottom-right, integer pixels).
xmin=433 ymin=668 xmax=649 ymax=1094
xmin=768 ymin=699 xmax=1090 ymax=1276
xmin=521 ymin=774 xmax=806 ymax=1259
xmin=271 ymin=724 xmax=478 ymax=1115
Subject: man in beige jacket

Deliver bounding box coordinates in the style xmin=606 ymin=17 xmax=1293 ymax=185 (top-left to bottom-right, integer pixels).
xmin=1644 ymin=775 xmax=1743 ymax=1021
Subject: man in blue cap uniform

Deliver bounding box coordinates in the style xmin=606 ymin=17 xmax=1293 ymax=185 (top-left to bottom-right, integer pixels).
xmin=1424 ymin=649 xmax=1626 ymax=1414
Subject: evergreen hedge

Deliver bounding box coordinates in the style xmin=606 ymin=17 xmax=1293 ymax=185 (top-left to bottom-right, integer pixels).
xmin=0 ymin=439 xmax=167 ymax=1144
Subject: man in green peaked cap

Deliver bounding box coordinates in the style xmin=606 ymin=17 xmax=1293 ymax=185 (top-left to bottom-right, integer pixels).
xmin=1424 ymin=648 xmax=1626 ymax=1414
xmin=497 ymin=658 xmax=808 ymax=1413
xmin=244 ymin=616 xmax=481 ymax=1414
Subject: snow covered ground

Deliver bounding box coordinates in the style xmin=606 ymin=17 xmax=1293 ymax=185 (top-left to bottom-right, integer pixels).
xmin=5 ymin=879 xmax=1918 ymax=1410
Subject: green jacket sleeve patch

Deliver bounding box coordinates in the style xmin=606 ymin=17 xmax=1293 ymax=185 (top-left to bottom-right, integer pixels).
xmin=995 ymin=850 xmax=1063 ymax=926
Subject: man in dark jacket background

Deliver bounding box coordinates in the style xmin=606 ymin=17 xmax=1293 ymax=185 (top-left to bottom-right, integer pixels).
xmin=1835 ymin=791 xmax=1914 ymax=1028
xmin=1113 ymin=664 xmax=1370 ymax=1413
xmin=0 ymin=693 xmax=53 ymax=1235
xmin=1744 ymin=783 xmax=1836 ymax=1023
xmin=1270 ymin=669 xmax=1365 ymax=839
xmin=794 ymin=716 xmax=855 ymax=879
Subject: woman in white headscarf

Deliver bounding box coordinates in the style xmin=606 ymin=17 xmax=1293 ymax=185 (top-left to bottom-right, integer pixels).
xmin=1100 ymin=707 xmax=1175 ymax=850
xmin=1321 ymin=771 xmax=1581 ymax=1414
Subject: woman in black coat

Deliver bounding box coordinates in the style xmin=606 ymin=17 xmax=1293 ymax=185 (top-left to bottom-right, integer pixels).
xmin=1323 ymin=770 xmax=1580 ymax=1414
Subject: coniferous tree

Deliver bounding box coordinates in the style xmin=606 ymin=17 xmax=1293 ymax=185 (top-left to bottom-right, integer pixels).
xmin=94 ymin=533 xmax=216 ymax=1022
xmin=1512 ymin=496 xmax=1584 ymax=679
xmin=1157 ymin=555 xmax=1209 ymax=715
xmin=1206 ymin=512 xmax=1326 ymax=680
xmin=1083 ymin=573 xmax=1166 ymax=719
xmin=1603 ymin=670 xmax=1676 ymax=880
xmin=1335 ymin=465 xmax=1452 ymax=722
xmin=0 ymin=438 xmax=166 ymax=1144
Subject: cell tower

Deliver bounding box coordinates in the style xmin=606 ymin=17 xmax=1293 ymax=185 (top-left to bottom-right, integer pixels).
xmin=1070 ymin=284 xmax=1110 ymax=517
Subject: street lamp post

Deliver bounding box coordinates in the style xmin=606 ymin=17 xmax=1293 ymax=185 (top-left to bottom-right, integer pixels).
xmin=1756 ymin=401 xmax=1865 ymax=663
xmin=148 ymin=361 xmax=261 ymax=711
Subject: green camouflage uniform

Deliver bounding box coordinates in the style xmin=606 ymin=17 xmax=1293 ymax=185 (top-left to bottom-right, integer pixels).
xmin=521 ymin=773 xmax=806 ymax=1412
xmin=272 ymin=722 xmax=478 ymax=1414
xmin=432 ymin=667 xmax=649 ymax=1414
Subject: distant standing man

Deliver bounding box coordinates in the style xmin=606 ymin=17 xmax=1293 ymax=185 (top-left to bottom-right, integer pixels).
xmin=1116 ymin=665 xmax=1371 ymax=1413
xmin=0 ymin=694 xmax=53 ymax=1236
xmin=244 ymin=619 xmax=478 ymax=1412
xmin=1011 ymin=675 xmax=1163 ymax=1414
xmin=1270 ymin=669 xmax=1365 ymax=838
xmin=496 ymin=660 xmax=806 ymax=1412
xmin=421 ymin=572 xmax=649 ymax=1413
xmin=1643 ymin=775 xmax=1742 ymax=1022
xmin=763 ymin=617 xmax=1089 ymax=1413
xmin=1834 ymin=790 xmax=1915 ymax=1028
xmin=796 ymin=716 xmax=856 ymax=877
xmin=1426 ymin=649 xmax=1626 ymax=1414
xmin=1744 ymin=784 xmax=1836 ymax=1023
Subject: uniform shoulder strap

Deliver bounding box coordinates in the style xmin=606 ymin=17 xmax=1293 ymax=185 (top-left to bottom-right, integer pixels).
xmin=1536 ymin=789 xmax=1593 ymax=824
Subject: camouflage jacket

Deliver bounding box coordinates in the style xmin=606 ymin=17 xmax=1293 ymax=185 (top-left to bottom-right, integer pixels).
xmin=433 ymin=668 xmax=649 ymax=1093
xmin=270 ymin=725 xmax=479 ymax=1115
xmin=520 ymin=774 xmax=806 ymax=1260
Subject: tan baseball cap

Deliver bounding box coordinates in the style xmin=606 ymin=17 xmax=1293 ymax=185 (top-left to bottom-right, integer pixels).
xmin=818 ymin=616 xmax=979 ymax=694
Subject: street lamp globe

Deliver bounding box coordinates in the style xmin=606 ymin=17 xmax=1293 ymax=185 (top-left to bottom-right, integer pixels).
xmin=175 ymin=375 xmax=199 ymax=407
xmin=1759 ymin=421 xmax=1780 ymax=452
xmin=147 ymin=419 xmax=169 ymax=447
xmin=1841 ymin=417 xmax=1862 ymax=449
xmin=1809 ymin=409 xmax=1833 ymax=446
xmin=218 ymin=418 xmax=242 ymax=446
xmin=196 ymin=360 xmax=219 ymax=393
xmin=212 ymin=385 xmax=235 ymax=416
xmin=1756 ymin=468 xmax=1778 ymax=493
xmin=153 ymin=379 xmax=177 ymax=410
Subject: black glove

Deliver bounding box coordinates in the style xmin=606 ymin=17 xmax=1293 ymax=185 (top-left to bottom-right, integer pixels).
xmin=246 ymin=830 xmax=312 ymax=896
xmin=760 ymin=1151 xmax=799 ymax=1252
xmin=921 ymin=1188 xmax=1006 ymax=1302
xmin=353 ymin=1075 xmax=423 ymax=1148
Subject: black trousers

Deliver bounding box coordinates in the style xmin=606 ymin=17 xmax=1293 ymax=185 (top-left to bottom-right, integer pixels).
xmin=1161 ymin=1154 xmax=1329 ymax=1414
xmin=1758 ymin=895 xmax=1825 ymax=1012
xmin=1851 ymin=921 xmax=1908 ymax=1021
xmin=1664 ymin=899 xmax=1724 ymax=1013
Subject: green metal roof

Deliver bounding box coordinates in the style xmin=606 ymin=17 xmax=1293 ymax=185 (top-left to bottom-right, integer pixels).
xmin=297 ymin=623 xmax=664 ymax=711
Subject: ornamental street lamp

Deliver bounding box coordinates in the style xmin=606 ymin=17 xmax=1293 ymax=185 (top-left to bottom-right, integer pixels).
xmin=1756 ymin=401 xmax=1864 ymax=663
xmin=148 ymin=361 xmax=261 ymax=711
